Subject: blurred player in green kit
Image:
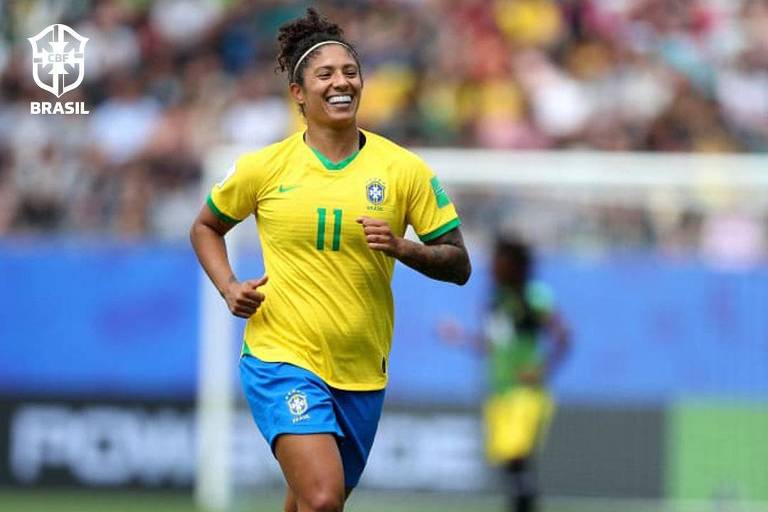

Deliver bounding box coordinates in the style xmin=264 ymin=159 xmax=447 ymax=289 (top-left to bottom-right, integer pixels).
xmin=483 ymin=234 xmax=570 ymax=512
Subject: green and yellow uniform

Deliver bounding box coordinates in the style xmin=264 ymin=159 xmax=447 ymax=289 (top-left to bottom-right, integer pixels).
xmin=208 ymin=130 xmax=460 ymax=390
xmin=487 ymin=282 xmax=554 ymax=393
xmin=484 ymin=282 xmax=556 ymax=463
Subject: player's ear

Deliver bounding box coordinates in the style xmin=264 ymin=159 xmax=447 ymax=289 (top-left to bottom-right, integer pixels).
xmin=289 ymin=82 xmax=305 ymax=107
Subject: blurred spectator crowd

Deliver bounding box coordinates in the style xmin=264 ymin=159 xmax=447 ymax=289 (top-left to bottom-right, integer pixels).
xmin=1 ymin=0 xmax=767 ymax=240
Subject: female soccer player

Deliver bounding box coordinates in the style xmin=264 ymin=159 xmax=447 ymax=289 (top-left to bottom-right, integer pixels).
xmin=485 ymin=235 xmax=570 ymax=512
xmin=189 ymin=8 xmax=471 ymax=512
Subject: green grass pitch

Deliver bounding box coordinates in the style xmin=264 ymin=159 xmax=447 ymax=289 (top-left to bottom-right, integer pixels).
xmin=2 ymin=488 xmax=764 ymax=512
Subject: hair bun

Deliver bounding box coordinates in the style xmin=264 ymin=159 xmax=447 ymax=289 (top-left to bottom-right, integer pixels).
xmin=276 ymin=8 xmax=352 ymax=84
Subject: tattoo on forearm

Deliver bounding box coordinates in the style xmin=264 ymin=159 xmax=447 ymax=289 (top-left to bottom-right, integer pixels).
xmin=398 ymin=228 xmax=471 ymax=285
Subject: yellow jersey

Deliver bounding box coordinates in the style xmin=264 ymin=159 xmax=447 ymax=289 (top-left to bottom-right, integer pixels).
xmin=208 ymin=130 xmax=460 ymax=390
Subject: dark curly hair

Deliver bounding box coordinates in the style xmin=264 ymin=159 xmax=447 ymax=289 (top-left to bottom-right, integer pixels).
xmin=276 ymin=7 xmax=360 ymax=85
xmin=494 ymin=233 xmax=532 ymax=281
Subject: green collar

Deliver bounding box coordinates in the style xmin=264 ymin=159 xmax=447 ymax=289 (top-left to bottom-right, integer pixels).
xmin=310 ymin=146 xmax=360 ymax=171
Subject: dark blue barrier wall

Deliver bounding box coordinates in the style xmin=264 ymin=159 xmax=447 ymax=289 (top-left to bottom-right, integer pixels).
xmin=1 ymin=240 xmax=766 ymax=404
xmin=545 ymin=255 xmax=768 ymax=403
xmin=0 ymin=240 xmax=200 ymax=398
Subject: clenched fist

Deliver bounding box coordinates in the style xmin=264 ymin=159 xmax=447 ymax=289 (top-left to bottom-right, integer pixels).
xmin=356 ymin=216 xmax=403 ymax=257
xmin=223 ymin=275 xmax=268 ymax=318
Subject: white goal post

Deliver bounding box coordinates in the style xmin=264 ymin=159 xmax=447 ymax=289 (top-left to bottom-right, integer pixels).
xmin=194 ymin=146 xmax=768 ymax=511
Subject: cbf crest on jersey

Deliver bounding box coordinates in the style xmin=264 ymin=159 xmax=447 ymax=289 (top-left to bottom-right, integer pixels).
xmin=366 ymin=179 xmax=386 ymax=205
xmin=28 ymin=24 xmax=89 ymax=98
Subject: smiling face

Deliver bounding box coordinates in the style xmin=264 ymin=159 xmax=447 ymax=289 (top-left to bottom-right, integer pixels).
xmin=290 ymin=44 xmax=362 ymax=129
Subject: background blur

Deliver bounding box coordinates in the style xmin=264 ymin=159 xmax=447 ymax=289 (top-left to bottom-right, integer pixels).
xmin=1 ymin=0 xmax=767 ymax=511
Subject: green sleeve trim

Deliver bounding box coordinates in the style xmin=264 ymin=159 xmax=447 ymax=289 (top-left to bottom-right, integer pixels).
xmin=419 ymin=217 xmax=461 ymax=242
xmin=206 ymin=194 xmax=240 ymax=224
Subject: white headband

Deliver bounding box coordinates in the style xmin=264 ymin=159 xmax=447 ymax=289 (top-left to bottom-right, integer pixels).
xmin=292 ymin=40 xmax=354 ymax=82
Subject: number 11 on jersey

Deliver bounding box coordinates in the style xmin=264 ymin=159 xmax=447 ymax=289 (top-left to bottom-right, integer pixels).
xmin=316 ymin=207 xmax=342 ymax=251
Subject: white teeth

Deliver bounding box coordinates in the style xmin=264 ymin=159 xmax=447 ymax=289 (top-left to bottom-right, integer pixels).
xmin=328 ymin=95 xmax=352 ymax=104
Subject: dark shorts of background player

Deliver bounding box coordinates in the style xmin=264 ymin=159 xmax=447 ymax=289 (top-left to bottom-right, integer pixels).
xmin=239 ymin=354 xmax=386 ymax=488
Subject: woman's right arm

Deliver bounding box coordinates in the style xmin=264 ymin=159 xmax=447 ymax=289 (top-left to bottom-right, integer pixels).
xmin=189 ymin=205 xmax=267 ymax=318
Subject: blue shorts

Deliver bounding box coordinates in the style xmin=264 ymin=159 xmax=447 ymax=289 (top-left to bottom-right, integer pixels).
xmin=239 ymin=355 xmax=385 ymax=488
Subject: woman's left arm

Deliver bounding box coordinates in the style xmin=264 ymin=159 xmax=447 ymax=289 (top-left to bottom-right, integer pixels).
xmin=357 ymin=216 xmax=471 ymax=285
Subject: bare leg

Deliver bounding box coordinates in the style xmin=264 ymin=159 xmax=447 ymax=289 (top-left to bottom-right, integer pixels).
xmin=275 ymin=434 xmax=345 ymax=512
xmin=283 ymin=487 xmax=298 ymax=512
xmin=284 ymin=483 xmax=353 ymax=512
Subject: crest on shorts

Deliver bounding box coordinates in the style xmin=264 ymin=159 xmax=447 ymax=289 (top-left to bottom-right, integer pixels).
xmin=366 ymin=179 xmax=386 ymax=205
xmin=285 ymin=390 xmax=308 ymax=416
